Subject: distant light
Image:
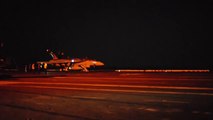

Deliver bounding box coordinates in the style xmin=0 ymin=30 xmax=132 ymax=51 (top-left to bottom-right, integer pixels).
xmin=71 ymin=59 xmax=75 ymax=62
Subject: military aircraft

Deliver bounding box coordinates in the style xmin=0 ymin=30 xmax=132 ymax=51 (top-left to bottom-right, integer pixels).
xmin=36 ymin=49 xmax=104 ymax=72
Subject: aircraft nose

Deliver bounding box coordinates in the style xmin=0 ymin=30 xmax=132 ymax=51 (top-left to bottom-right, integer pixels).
xmin=99 ymin=61 xmax=104 ymax=66
xmin=95 ymin=61 xmax=104 ymax=66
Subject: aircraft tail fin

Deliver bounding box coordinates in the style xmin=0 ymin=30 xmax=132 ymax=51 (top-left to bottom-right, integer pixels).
xmin=46 ymin=49 xmax=58 ymax=60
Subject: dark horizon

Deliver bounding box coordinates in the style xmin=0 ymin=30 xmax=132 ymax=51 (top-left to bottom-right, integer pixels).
xmin=0 ymin=1 xmax=212 ymax=69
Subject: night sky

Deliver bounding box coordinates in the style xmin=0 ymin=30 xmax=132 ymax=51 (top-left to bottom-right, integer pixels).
xmin=0 ymin=1 xmax=212 ymax=69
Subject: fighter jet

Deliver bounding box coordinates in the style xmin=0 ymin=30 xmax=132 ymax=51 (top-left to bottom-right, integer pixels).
xmin=37 ymin=49 xmax=104 ymax=72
